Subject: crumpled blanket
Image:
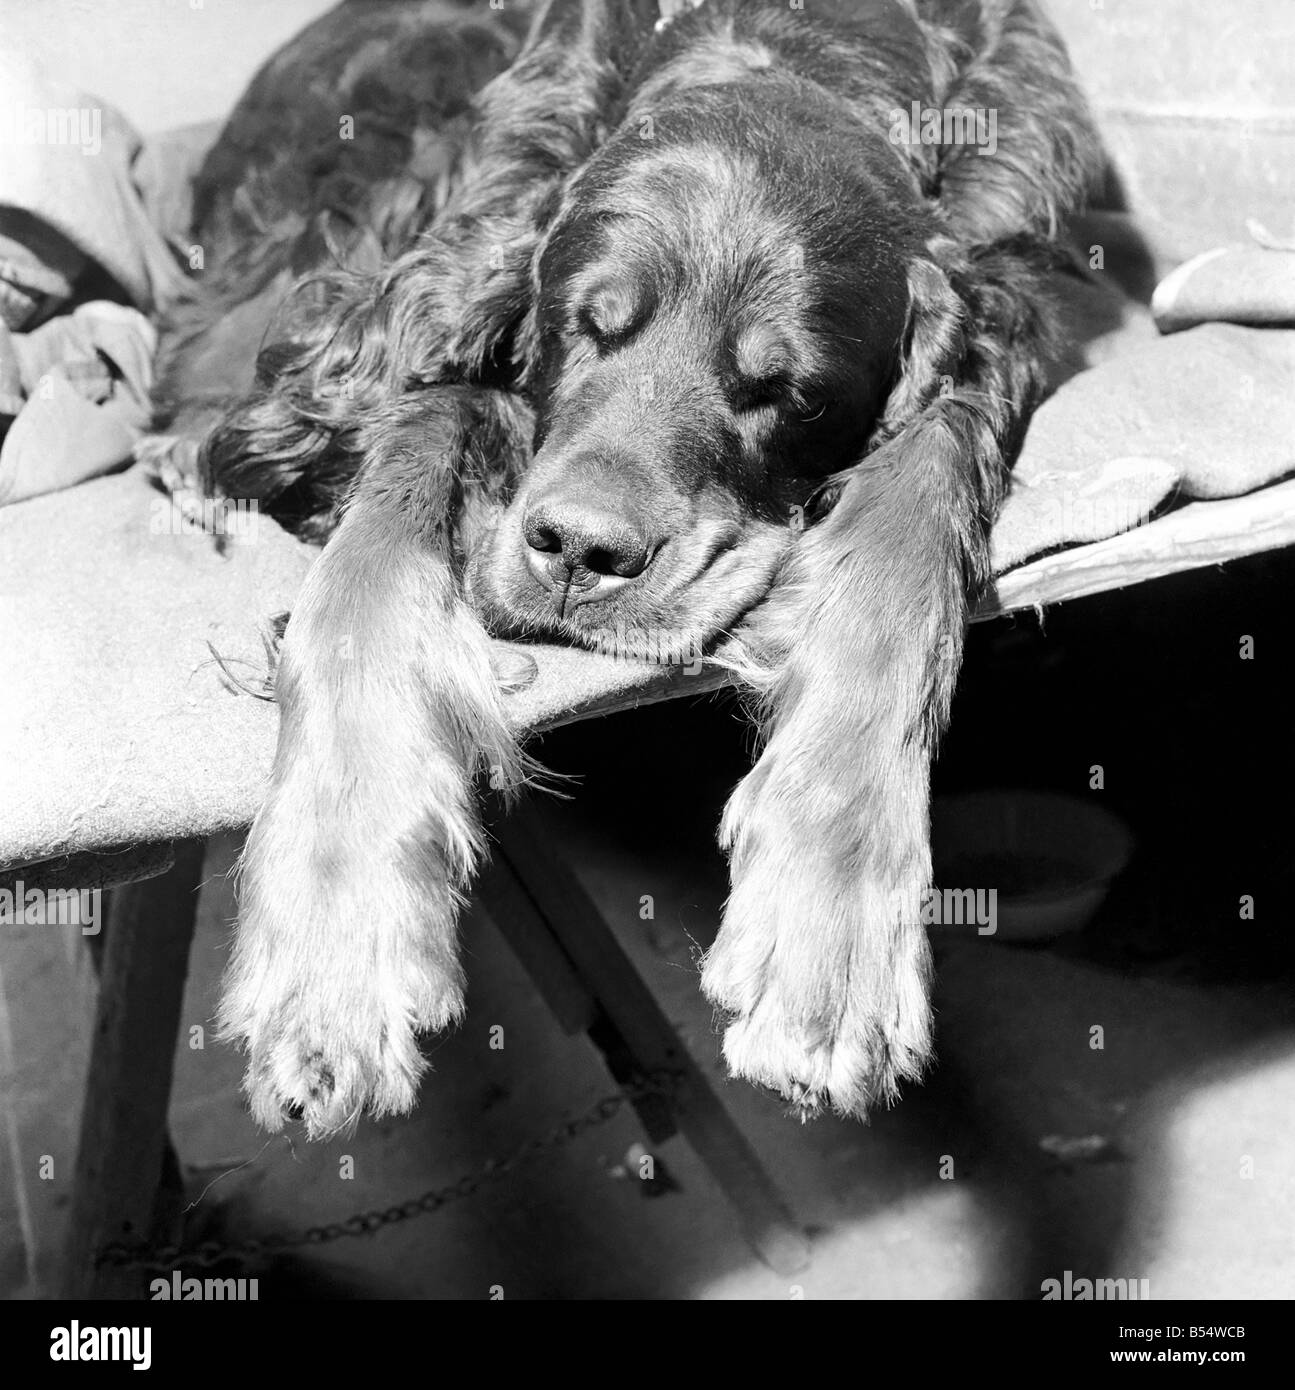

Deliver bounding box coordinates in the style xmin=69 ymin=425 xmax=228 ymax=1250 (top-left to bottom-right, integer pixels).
xmin=991 ymin=234 xmax=1295 ymax=573
xmin=1151 ymin=227 xmax=1295 ymax=334
xmin=0 ymin=53 xmax=188 ymax=320
xmin=0 ymin=302 xmax=155 ymax=506
xmin=0 ymin=52 xmax=190 ymax=506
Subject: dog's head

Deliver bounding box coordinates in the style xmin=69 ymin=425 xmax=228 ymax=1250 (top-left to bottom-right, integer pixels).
xmin=465 ymin=83 xmax=931 ymax=655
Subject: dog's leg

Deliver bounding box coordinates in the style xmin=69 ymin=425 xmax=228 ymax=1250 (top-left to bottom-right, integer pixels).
xmin=218 ymin=388 xmax=531 ymax=1136
xmin=703 ymin=247 xmax=1054 ymax=1117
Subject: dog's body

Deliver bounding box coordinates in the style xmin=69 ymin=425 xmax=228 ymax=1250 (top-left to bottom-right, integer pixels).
xmin=156 ymin=0 xmax=1099 ymax=1135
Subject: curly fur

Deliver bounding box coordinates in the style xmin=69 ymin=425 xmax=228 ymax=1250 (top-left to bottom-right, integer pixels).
xmin=158 ymin=0 xmax=1101 ymax=1133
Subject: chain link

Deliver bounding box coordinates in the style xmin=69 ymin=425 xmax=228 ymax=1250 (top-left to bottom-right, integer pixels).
xmin=97 ymin=1069 xmax=683 ymax=1273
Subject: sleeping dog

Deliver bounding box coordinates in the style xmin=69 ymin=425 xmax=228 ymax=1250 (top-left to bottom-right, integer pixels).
xmin=154 ymin=0 xmax=1099 ymax=1135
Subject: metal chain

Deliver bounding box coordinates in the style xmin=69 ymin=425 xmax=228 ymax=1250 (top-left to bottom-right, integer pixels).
xmin=97 ymin=1069 xmax=683 ymax=1273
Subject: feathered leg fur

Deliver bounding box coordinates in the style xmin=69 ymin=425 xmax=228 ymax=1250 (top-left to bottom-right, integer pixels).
xmin=219 ymin=387 xmax=533 ymax=1135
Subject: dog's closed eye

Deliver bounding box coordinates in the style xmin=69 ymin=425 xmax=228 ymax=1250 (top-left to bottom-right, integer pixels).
xmin=733 ymin=377 xmax=831 ymax=424
xmin=732 ymin=376 xmax=790 ymax=414
xmin=576 ymin=278 xmax=651 ymax=348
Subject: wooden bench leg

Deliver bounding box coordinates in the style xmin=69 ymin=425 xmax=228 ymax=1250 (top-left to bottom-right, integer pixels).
xmin=61 ymin=839 xmax=206 ymax=1298
xmin=480 ymin=804 xmax=811 ymax=1275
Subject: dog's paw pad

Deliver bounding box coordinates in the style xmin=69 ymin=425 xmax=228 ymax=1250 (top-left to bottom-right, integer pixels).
xmin=303 ymin=1051 xmax=336 ymax=1104
xmin=719 ymin=994 xmax=929 ymax=1121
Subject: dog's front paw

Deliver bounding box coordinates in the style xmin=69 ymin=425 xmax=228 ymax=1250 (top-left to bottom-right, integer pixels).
xmin=217 ymin=743 xmax=477 ymax=1138
xmin=702 ymin=758 xmax=933 ymax=1118
xmin=219 ymin=898 xmax=465 ymax=1138
xmin=715 ymin=960 xmax=933 ymax=1121
xmin=235 ymin=971 xmax=461 ymax=1139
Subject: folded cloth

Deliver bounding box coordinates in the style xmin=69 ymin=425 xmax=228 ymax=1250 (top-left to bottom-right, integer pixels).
xmin=0 ymin=302 xmax=156 ymax=506
xmin=0 ymin=53 xmax=189 ymax=319
xmin=994 ymin=205 xmax=1295 ymax=571
xmin=1152 ymin=233 xmax=1295 ymax=334
xmin=993 ymin=324 xmax=1295 ymax=571
xmin=0 ymin=53 xmax=195 ymax=504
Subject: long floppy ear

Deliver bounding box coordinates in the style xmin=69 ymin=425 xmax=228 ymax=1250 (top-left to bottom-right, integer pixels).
xmin=200 ymin=0 xmax=658 ymax=538
xmin=870 ymin=253 xmax=968 ymax=439
xmin=859 ymin=233 xmax=1065 ymax=592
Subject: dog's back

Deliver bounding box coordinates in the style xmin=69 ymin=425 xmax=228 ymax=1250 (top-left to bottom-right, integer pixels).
xmin=152 ymin=0 xmax=527 ymax=453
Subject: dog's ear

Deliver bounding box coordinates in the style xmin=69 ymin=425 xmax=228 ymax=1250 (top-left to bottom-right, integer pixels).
xmin=803 ymin=248 xmax=969 ymax=528
xmin=817 ymin=233 xmax=1059 ymax=590
xmin=872 ymin=233 xmax=1058 ymax=468
xmin=871 ymin=246 xmax=968 ymax=443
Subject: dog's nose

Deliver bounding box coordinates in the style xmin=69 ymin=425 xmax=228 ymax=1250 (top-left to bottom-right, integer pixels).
xmin=522 ymin=497 xmax=657 ymax=581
